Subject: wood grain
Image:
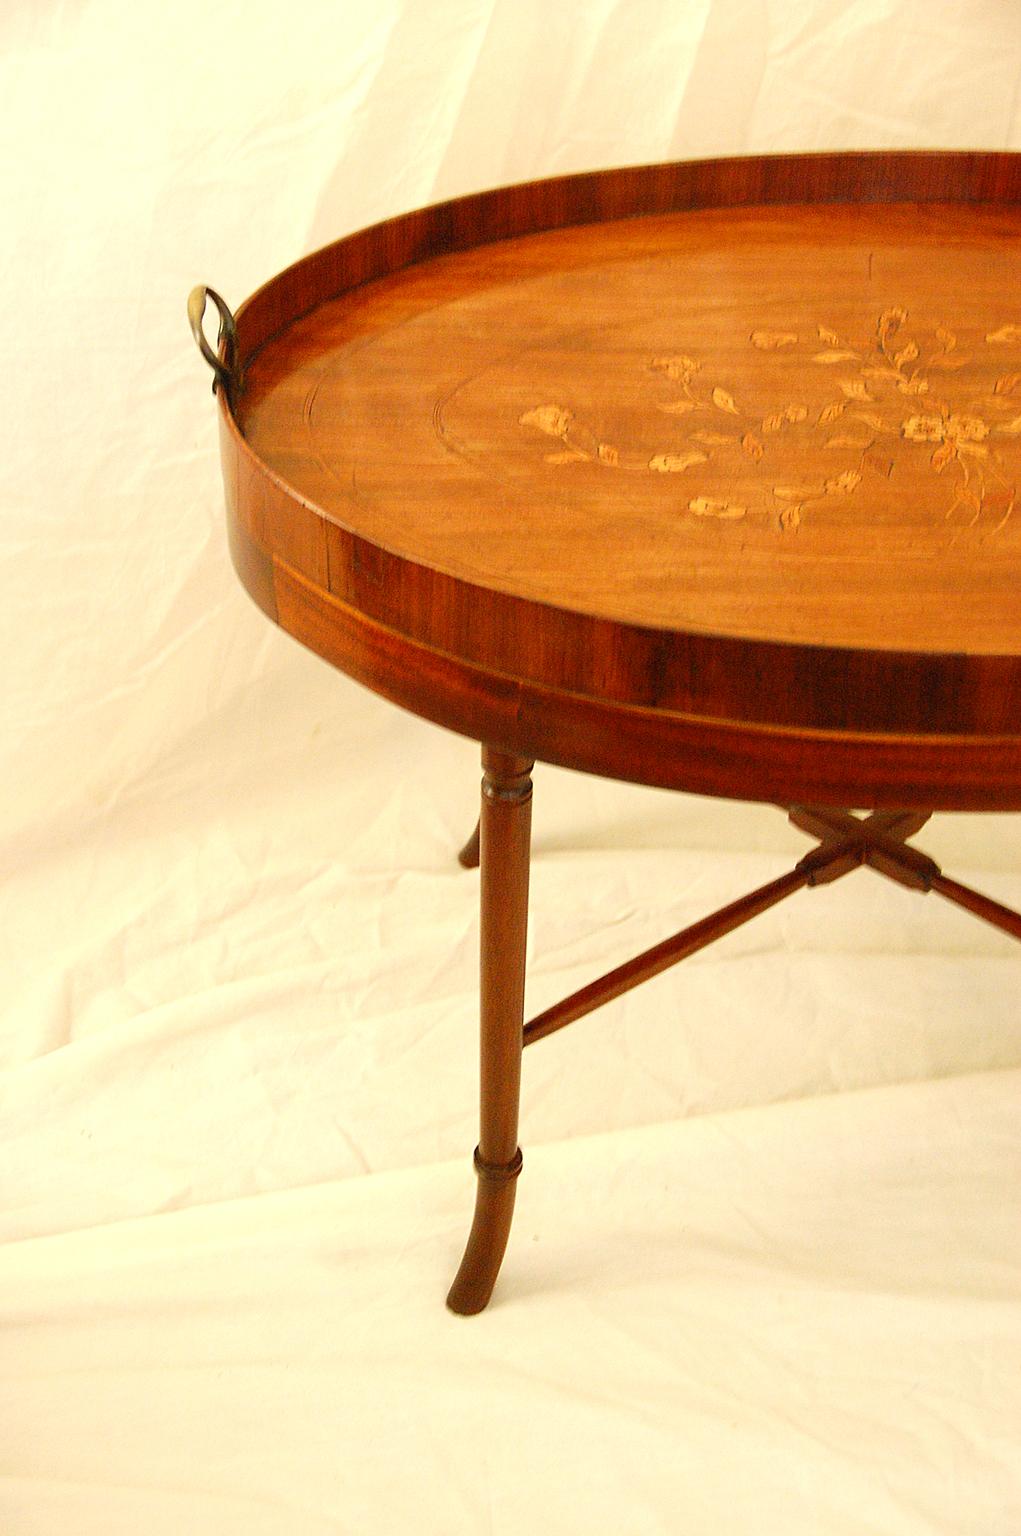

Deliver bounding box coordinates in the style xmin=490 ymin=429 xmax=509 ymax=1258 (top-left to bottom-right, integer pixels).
xmin=446 ymin=749 xmax=532 ymax=1315
xmin=213 ymin=152 xmax=1021 ymax=809
xmin=240 ymin=203 xmax=1021 ymax=654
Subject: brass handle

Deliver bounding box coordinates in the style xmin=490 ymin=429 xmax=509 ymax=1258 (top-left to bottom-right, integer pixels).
xmin=188 ymin=285 xmax=241 ymax=398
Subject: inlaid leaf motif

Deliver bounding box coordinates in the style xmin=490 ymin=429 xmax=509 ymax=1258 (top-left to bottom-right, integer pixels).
xmin=772 ymin=485 xmax=816 ymax=501
xmin=688 ymin=497 xmax=746 ymax=519
xmin=751 ymin=330 xmax=798 ymax=349
xmin=649 ymin=451 xmax=708 ymax=473
xmin=852 ymin=410 xmax=887 ymax=431
xmin=521 ymin=296 xmax=1021 ymax=534
xmin=824 ymin=470 xmax=862 ymax=494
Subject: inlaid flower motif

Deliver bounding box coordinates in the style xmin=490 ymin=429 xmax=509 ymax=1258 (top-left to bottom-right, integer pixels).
xmin=518 ymin=305 xmax=1019 ymax=533
xmin=901 ymin=412 xmax=990 ymax=474
xmin=902 ymin=413 xmax=989 ymax=446
xmin=518 ymin=404 xmax=621 ymax=467
xmin=520 ymin=405 xmax=573 ymax=438
xmin=651 ymin=355 xmax=699 ymax=382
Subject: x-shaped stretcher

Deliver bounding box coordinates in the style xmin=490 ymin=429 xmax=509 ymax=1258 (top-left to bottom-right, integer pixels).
xmin=513 ymin=807 xmax=1021 ymax=1048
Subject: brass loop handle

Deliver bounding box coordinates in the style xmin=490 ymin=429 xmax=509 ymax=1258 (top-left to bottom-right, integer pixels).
xmin=188 ymin=285 xmax=241 ymax=397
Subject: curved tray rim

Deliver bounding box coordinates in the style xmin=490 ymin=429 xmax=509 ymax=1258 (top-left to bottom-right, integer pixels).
xmin=214 ymin=149 xmax=1021 ymax=807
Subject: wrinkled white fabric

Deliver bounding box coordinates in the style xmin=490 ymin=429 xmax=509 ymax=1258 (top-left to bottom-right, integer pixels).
xmin=2 ymin=2 xmax=1020 ymax=1531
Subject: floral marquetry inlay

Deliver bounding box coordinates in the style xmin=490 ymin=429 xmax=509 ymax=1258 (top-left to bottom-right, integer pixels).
xmin=518 ymin=307 xmax=1021 ymax=535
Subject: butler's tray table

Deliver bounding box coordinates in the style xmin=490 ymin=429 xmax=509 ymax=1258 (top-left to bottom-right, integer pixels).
xmin=190 ymin=151 xmax=1021 ymax=1312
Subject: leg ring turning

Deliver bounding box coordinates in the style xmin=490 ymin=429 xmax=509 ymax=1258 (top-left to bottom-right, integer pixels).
xmin=474 ymin=1145 xmax=524 ymax=1184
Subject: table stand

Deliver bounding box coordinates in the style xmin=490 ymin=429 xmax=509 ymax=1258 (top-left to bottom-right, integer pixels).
xmin=447 ymin=749 xmax=1021 ymax=1315
xmin=191 ymin=150 xmax=1021 ymax=1313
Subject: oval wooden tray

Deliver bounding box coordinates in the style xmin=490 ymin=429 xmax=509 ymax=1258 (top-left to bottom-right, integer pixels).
xmin=213 ymin=151 xmax=1021 ymax=809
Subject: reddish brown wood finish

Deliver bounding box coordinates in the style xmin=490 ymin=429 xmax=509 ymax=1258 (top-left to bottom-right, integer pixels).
xmin=930 ymin=871 xmax=1021 ymax=940
xmin=518 ymin=801 xmax=1021 ymax=1047
xmin=231 ymin=518 xmax=1019 ymax=811
xmin=216 ymin=152 xmax=1021 ymax=809
xmin=522 ymin=865 xmax=811 ymax=1046
xmin=457 ymin=818 xmax=481 ymax=870
xmin=200 ymin=154 xmax=1021 ymax=1312
xmin=446 ymin=750 xmax=532 ymax=1316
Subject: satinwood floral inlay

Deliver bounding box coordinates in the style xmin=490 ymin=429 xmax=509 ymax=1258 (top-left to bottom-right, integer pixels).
xmin=518 ymin=308 xmax=1020 ymax=534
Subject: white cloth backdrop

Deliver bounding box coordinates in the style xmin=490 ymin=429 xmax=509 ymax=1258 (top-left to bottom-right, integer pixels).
xmin=2 ymin=2 xmax=1020 ymax=1530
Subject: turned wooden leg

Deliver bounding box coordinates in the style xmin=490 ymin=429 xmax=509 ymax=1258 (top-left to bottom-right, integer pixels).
xmin=457 ymin=817 xmax=481 ymax=869
xmin=447 ymin=747 xmax=533 ymax=1314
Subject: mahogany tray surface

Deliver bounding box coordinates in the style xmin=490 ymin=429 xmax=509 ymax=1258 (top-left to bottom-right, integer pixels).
xmin=217 ymin=151 xmax=1021 ymax=809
